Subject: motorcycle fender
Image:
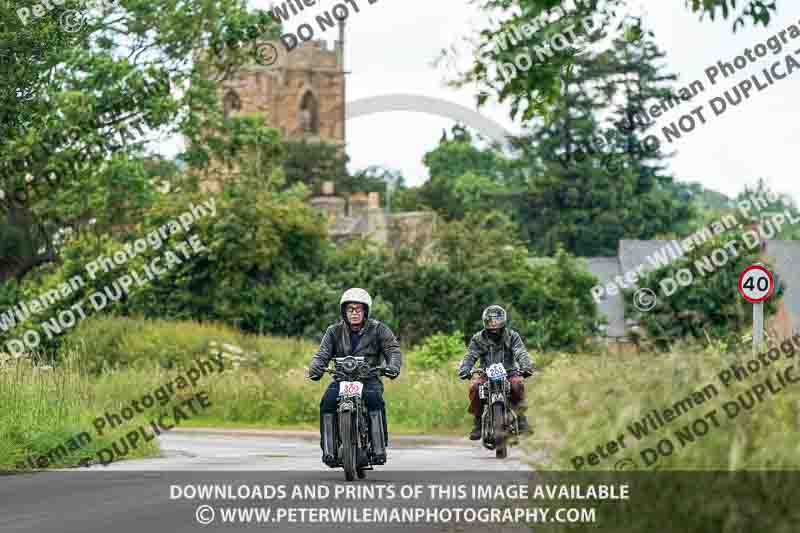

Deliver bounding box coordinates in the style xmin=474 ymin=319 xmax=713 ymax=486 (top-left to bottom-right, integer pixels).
xmin=480 ymin=411 xmax=493 ymax=450
xmin=490 ymin=392 xmax=505 ymax=404
xmin=338 ymin=400 xmax=354 ymax=413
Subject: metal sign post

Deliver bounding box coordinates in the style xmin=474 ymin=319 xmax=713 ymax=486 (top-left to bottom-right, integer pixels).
xmin=738 ymin=263 xmax=774 ymax=356
xmin=753 ymin=302 xmax=763 ymax=356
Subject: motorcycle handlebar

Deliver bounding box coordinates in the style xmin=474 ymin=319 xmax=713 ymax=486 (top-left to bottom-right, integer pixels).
xmin=323 ymin=365 xmax=386 ymax=376
xmin=465 ymin=368 xmax=534 ymax=378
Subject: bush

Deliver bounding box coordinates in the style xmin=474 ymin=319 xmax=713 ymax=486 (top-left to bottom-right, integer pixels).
xmin=624 ymin=227 xmax=784 ymax=350
xmin=374 ymin=213 xmax=601 ymax=350
xmin=408 ymin=331 xmax=465 ymax=370
xmin=4 ymin=198 xmax=599 ymax=358
xmin=60 ymin=316 xmax=317 ymax=375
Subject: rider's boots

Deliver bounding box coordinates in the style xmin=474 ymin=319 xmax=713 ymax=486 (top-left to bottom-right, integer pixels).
xmin=369 ymin=410 xmax=387 ymax=464
xmin=517 ymin=415 xmax=530 ymax=434
xmin=321 ymin=413 xmax=337 ymax=467
xmin=469 ymin=415 xmax=482 ymax=440
xmin=514 ymin=400 xmax=530 ymax=434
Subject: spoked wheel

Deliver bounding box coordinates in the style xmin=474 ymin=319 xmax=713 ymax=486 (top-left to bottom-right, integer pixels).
xmin=493 ymin=403 xmax=508 ymax=459
xmin=339 ymin=412 xmax=357 ymax=481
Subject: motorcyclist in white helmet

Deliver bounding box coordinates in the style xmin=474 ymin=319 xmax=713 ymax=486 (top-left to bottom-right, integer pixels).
xmin=307 ymin=288 xmax=402 ymax=467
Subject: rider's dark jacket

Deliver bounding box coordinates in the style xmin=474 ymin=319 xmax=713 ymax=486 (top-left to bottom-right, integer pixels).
xmin=457 ymin=328 xmax=534 ymax=378
xmin=308 ymin=319 xmax=402 ymax=380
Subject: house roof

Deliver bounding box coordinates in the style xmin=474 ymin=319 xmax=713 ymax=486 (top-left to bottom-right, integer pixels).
xmin=584 ymin=257 xmax=626 ymax=338
xmin=765 ymin=240 xmax=800 ymax=334
xmin=619 ymin=239 xmax=681 ymax=276
xmin=531 ymin=239 xmax=800 ymax=341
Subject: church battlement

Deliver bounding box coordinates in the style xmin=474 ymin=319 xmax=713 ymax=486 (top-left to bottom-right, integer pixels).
xmin=268 ymin=38 xmax=344 ymax=71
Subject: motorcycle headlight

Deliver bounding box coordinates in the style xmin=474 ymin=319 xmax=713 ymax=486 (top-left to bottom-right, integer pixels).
xmin=342 ymin=358 xmax=356 ymax=373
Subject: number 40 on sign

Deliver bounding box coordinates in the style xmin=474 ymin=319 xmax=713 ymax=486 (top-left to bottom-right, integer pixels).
xmin=738 ymin=263 xmax=775 ymax=356
xmin=738 ymin=263 xmax=774 ymax=303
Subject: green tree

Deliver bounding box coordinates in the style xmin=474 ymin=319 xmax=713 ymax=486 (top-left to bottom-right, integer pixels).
xmin=735 ymin=178 xmax=800 ymax=239
xmin=625 ymin=228 xmax=785 ymax=351
xmin=371 ymin=211 xmax=600 ymax=349
xmin=420 ymin=124 xmax=525 ymax=220
xmin=0 ymin=163 xmax=331 ymax=354
xmin=348 ymin=165 xmax=404 ymax=206
xmin=515 ymin=18 xmax=695 ymax=256
xmin=0 ymin=0 xmax=281 ymax=281
xmin=446 ymin=0 xmax=780 ymax=120
xmin=280 ymin=138 xmax=349 ymax=194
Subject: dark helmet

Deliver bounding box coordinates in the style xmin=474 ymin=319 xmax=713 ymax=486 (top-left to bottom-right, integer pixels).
xmin=482 ymin=305 xmax=507 ymax=332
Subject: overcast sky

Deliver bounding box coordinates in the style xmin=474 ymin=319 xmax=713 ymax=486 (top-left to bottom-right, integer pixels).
xmin=227 ymin=0 xmax=800 ymax=202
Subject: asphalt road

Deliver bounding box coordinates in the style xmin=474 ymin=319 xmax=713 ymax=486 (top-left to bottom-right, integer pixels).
xmin=95 ymin=428 xmax=537 ymax=471
xmin=2 ymin=429 xmax=541 ymax=533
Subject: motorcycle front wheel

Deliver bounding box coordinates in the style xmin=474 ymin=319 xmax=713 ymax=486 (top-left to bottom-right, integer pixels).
xmin=339 ymin=412 xmax=357 ymax=481
xmin=493 ymin=403 xmax=508 ymax=459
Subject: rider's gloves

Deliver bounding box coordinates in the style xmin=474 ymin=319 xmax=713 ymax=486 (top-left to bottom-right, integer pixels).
xmin=307 ymin=367 xmax=323 ymax=381
xmin=383 ymin=366 xmax=400 ymax=379
xmin=458 ymin=370 xmax=471 ymax=380
xmin=520 ymin=368 xmax=534 ymax=378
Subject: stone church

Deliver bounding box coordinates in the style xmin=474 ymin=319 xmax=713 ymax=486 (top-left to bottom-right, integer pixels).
xmin=206 ymin=23 xmax=437 ymax=251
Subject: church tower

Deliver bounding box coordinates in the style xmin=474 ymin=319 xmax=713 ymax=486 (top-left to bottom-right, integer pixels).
xmin=197 ymin=22 xmax=348 ymax=193
xmin=219 ymin=21 xmax=347 ymax=146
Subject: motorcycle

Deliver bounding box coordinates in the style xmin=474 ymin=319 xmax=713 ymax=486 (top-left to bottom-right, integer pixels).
xmin=321 ymin=356 xmax=388 ymax=481
xmin=473 ymin=363 xmax=520 ymax=459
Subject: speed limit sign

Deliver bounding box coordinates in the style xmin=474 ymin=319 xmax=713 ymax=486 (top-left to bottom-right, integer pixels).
xmin=738 ymin=264 xmax=774 ymax=303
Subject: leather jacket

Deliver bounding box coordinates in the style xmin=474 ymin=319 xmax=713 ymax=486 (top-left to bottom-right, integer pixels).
xmin=308 ymin=319 xmax=402 ymax=380
xmin=457 ymin=328 xmax=534 ymax=378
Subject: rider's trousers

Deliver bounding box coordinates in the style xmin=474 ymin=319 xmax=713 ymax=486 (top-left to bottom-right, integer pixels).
xmin=319 ymin=378 xmax=388 ymax=448
xmin=467 ymin=374 xmax=525 ymax=416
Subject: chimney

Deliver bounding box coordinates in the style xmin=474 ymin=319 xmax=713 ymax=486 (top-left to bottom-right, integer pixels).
xmin=349 ymin=192 xmax=369 ymax=218
xmin=368 ymin=192 xmax=380 ymax=209
xmin=310 ymin=181 xmax=345 ymax=221
xmin=744 ymin=222 xmax=767 ymax=252
xmin=366 ymin=192 xmax=388 ymax=244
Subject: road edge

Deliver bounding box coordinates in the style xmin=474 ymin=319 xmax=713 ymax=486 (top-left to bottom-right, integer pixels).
xmin=169 ymin=427 xmax=472 ymax=446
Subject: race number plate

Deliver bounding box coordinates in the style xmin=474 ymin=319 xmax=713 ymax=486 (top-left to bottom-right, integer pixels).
xmin=339 ymin=381 xmax=364 ymax=397
xmin=486 ymin=363 xmax=507 ymax=381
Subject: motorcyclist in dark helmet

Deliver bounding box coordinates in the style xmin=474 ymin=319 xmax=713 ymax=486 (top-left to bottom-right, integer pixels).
xmin=457 ymin=305 xmax=534 ymax=440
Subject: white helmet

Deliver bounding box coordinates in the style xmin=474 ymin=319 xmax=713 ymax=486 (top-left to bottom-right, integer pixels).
xmin=340 ymin=288 xmax=372 ymax=321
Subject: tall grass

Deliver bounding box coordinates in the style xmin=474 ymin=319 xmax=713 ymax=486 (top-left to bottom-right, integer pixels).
xmin=522 ymin=336 xmax=800 ymax=470
xmin=0 ymin=352 xmax=159 ymax=471
xmin=0 ymin=319 xmax=477 ymax=472
xmin=6 ymin=315 xmax=799 ymax=476
xmin=524 ymin=337 xmax=800 ymax=532
xmin=61 ymin=316 xmax=475 ymax=434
